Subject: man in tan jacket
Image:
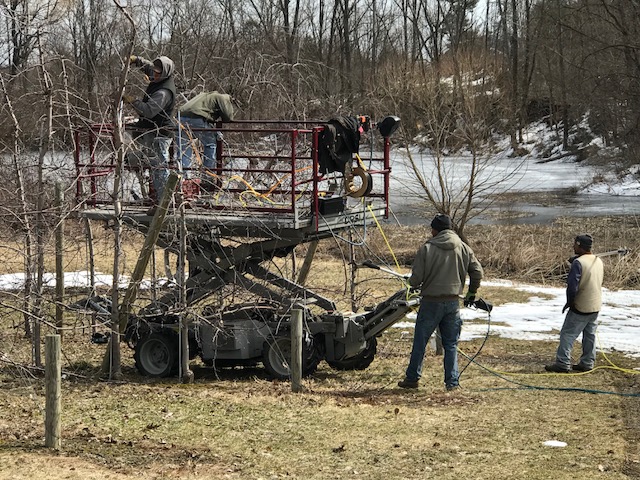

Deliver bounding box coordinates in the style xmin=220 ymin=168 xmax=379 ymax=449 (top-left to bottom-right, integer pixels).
xmin=545 ymin=234 xmax=604 ymax=373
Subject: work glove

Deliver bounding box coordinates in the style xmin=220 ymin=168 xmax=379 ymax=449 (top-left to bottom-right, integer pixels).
xmin=463 ymin=291 xmax=476 ymax=307
xmin=129 ymin=55 xmax=138 ymax=64
xmin=122 ymin=94 xmax=135 ymax=104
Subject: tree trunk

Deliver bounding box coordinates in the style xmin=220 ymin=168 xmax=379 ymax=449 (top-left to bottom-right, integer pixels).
xmin=510 ymin=0 xmax=520 ymax=146
xmin=55 ymin=183 xmax=64 ymax=337
xmin=0 ymin=74 xmax=33 ymax=338
xmin=102 ymin=0 xmax=137 ymax=380
xmin=34 ymin=33 xmax=55 ymax=367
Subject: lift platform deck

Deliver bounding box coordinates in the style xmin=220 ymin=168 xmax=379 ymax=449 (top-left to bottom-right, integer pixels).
xmin=73 ymin=118 xmax=397 ymax=239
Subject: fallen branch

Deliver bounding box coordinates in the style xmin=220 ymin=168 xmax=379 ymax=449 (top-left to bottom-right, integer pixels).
xmin=535 ymin=148 xmax=586 ymax=164
xmin=0 ymin=354 xmax=87 ymax=379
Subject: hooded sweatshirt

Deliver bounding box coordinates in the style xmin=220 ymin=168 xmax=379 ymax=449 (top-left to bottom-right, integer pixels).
xmin=131 ymin=55 xmax=176 ymax=132
xmin=409 ymin=229 xmax=483 ymax=301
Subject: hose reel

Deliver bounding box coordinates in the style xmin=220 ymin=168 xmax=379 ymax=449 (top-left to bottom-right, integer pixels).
xmin=345 ymin=166 xmax=373 ymax=197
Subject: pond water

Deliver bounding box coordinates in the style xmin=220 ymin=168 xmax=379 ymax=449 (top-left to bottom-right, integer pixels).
xmin=8 ymin=148 xmax=640 ymax=225
xmin=387 ymin=149 xmax=640 ymax=225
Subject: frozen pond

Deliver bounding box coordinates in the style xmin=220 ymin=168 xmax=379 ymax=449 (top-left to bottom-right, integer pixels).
xmin=6 ymin=146 xmax=640 ymax=225
xmin=387 ymin=148 xmax=640 ymax=225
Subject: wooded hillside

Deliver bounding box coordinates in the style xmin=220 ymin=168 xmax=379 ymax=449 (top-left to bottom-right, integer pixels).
xmin=1 ymin=0 xmax=639 ymax=158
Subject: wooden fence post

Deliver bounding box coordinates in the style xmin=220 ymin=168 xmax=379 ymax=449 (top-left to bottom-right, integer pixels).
xmin=291 ymin=309 xmax=303 ymax=393
xmin=55 ymin=182 xmax=64 ymax=336
xmin=296 ymin=240 xmax=318 ymax=285
xmin=177 ymin=189 xmax=193 ymax=383
xmin=45 ymin=334 xmax=61 ymax=449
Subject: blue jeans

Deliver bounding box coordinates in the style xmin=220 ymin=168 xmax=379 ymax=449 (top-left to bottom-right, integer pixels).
xmin=406 ymin=300 xmax=462 ymax=388
xmin=178 ymin=116 xmax=217 ymax=179
xmin=137 ymin=131 xmax=172 ymax=202
xmin=555 ymin=310 xmax=599 ymax=368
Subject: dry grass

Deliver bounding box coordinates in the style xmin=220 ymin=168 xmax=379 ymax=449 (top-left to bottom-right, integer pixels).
xmin=2 ymin=215 xmax=638 ymax=289
xmin=1 ymin=217 xmax=640 ymax=478
xmin=0 ymin=225 xmax=152 ymax=278
xmin=1 ymin=329 xmax=639 ymax=479
xmin=467 ymin=217 xmax=640 ymax=289
xmin=327 ymin=215 xmax=640 ymax=289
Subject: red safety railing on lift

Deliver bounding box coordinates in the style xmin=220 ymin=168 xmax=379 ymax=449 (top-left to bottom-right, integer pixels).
xmin=74 ymin=120 xmax=391 ymax=220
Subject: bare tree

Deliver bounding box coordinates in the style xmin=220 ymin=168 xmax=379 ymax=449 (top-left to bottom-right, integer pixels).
xmin=0 ymin=74 xmax=34 ymax=339
xmin=67 ymin=0 xmax=111 ymax=110
xmin=101 ymin=0 xmax=137 ymax=380
xmin=389 ymin=55 xmax=524 ymax=239
xmin=2 ymin=0 xmax=39 ymax=74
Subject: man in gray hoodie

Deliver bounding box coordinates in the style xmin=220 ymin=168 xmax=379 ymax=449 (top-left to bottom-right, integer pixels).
xmin=124 ymin=55 xmax=176 ymax=206
xmin=398 ymin=214 xmax=483 ymax=391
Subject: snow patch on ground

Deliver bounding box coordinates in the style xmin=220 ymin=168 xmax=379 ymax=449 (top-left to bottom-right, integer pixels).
xmin=582 ymin=170 xmax=640 ymax=196
xmin=6 ymin=273 xmax=640 ymax=357
xmin=0 ymin=271 xmax=170 ymax=292
xmin=394 ymin=280 xmax=640 ymax=358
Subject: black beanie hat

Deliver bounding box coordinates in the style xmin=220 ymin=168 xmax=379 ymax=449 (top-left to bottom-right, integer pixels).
xmin=575 ymin=234 xmax=593 ymax=249
xmin=431 ymin=214 xmax=452 ymax=232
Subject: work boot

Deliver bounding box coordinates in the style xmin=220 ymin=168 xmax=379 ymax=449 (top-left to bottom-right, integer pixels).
xmin=446 ymin=384 xmax=460 ymax=392
xmin=572 ymin=363 xmax=593 ymax=372
xmin=544 ymin=363 xmax=570 ymax=373
xmin=397 ymin=378 xmax=419 ymax=389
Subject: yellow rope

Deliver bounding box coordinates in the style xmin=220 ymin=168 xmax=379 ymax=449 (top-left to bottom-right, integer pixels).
xmin=365 ymin=203 xmax=416 ymax=301
xmin=354 ymin=153 xmax=367 ymax=170
xmin=265 ymin=165 xmax=313 ymax=197
xmin=367 ymin=204 xmax=401 ymax=270
xmin=597 ymin=333 xmax=640 ymax=374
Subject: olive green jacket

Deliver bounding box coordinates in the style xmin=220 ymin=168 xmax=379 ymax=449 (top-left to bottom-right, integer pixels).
xmin=409 ymin=229 xmax=483 ymax=301
xmin=179 ymin=91 xmax=234 ymax=123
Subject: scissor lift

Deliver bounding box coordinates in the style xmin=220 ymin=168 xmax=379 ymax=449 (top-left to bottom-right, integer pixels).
xmin=73 ymin=117 xmax=415 ymax=379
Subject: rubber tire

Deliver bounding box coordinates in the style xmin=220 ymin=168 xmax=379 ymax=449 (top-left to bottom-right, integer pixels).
xmin=327 ymin=337 xmax=377 ymax=371
xmin=262 ymin=334 xmax=321 ymax=380
xmin=134 ymin=332 xmax=178 ymax=377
